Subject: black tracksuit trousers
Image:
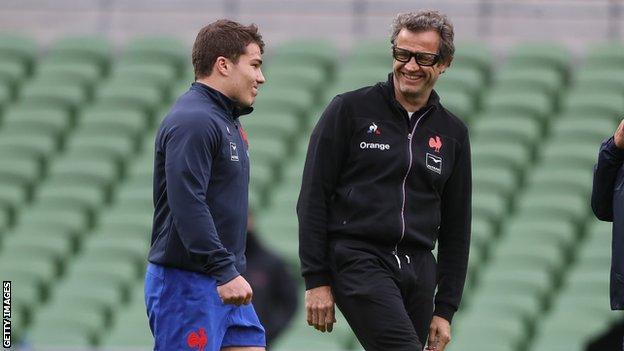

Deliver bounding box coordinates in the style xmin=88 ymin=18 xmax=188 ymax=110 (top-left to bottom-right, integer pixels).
xmin=329 ymin=239 xmax=437 ymax=351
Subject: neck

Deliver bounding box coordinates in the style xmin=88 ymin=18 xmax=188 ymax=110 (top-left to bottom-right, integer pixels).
xmin=196 ymin=77 xmax=233 ymax=101
xmin=394 ymin=87 xmax=430 ymax=113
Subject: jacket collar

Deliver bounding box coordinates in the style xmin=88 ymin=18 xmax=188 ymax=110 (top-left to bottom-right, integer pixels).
xmin=191 ymin=82 xmax=253 ymax=120
xmin=381 ymin=73 xmax=441 ymax=115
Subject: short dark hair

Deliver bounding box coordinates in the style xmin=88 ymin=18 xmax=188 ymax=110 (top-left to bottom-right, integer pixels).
xmin=192 ymin=19 xmax=265 ymax=79
xmin=391 ymin=10 xmax=455 ymax=65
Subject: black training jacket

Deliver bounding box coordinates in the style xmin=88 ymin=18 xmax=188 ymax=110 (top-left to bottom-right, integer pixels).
xmin=297 ymin=74 xmax=471 ymax=322
xmin=591 ymin=137 xmax=624 ymax=310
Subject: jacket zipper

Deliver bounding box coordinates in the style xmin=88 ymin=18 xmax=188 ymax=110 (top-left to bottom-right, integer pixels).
xmin=393 ymin=107 xmax=433 ymax=268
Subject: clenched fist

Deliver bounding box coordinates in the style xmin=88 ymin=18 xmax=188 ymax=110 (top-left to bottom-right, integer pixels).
xmin=217 ymin=275 xmax=253 ymax=306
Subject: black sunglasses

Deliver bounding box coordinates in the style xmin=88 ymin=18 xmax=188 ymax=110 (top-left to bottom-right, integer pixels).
xmin=392 ymin=46 xmax=440 ymax=66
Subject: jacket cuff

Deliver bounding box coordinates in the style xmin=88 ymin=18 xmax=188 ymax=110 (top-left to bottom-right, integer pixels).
xmin=433 ymin=303 xmax=456 ymax=324
xmin=606 ymin=137 xmax=624 ymax=160
xmin=213 ymin=264 xmax=240 ymax=286
xmin=303 ymin=272 xmax=331 ymax=290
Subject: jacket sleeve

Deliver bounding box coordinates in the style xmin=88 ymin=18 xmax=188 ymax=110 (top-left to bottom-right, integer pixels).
xmin=297 ymin=96 xmax=351 ymax=290
xmin=591 ymin=137 xmax=624 ymax=222
xmin=434 ymin=132 xmax=471 ymax=324
xmin=164 ymin=117 xmax=239 ymax=285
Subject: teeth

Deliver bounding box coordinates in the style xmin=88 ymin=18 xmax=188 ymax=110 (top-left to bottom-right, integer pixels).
xmin=403 ymin=73 xmax=421 ymax=79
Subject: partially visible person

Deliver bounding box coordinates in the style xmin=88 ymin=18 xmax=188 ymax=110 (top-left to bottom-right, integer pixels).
xmin=590 ymin=118 xmax=624 ymax=350
xmin=591 ymin=118 xmax=624 ymax=311
xmin=585 ymin=318 xmax=624 ymax=351
xmin=243 ymin=214 xmax=298 ymax=347
xmin=144 ymin=19 xmax=267 ymax=351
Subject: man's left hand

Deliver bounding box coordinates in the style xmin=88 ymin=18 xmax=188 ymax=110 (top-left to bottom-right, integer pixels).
xmin=425 ymin=316 xmax=451 ymax=350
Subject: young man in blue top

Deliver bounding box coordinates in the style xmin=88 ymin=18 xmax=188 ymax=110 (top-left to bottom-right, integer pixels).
xmin=144 ymin=19 xmax=266 ymax=351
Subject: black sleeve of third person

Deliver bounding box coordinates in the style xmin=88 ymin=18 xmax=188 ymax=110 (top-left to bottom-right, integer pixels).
xmin=591 ymin=137 xmax=624 ymax=222
xmin=434 ymin=131 xmax=471 ymax=324
xmin=297 ymin=95 xmax=351 ymax=290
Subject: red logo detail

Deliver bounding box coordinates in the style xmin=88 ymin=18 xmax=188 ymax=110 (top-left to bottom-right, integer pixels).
xmin=239 ymin=127 xmax=249 ymax=148
xmin=429 ymin=136 xmax=442 ymax=152
xmin=187 ymin=327 xmax=207 ymax=351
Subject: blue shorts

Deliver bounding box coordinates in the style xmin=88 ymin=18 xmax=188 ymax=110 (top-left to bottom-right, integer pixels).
xmin=144 ymin=263 xmax=265 ymax=350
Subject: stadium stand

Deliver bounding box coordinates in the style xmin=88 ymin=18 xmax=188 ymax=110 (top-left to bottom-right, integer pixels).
xmin=0 ymin=31 xmax=621 ymax=351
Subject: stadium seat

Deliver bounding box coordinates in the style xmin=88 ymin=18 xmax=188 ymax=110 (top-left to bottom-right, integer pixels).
xmin=494 ymin=66 xmax=563 ymax=98
xmin=505 ymin=42 xmax=571 ymax=79
xmin=453 ymin=41 xmax=492 ymax=80
xmin=436 ymin=66 xmax=486 ymax=100
xmin=440 ymin=90 xmax=475 ymax=119
xmin=549 ymin=117 xmax=616 ymax=145
xmin=472 ymin=115 xmax=541 ymax=148
xmin=0 ymin=132 xmax=58 ymax=165
xmin=18 ymin=83 xmax=88 ymax=115
xmin=17 ymin=204 xmax=90 ymax=234
xmin=2 ymin=105 xmax=71 ymax=136
xmin=47 ymin=36 xmax=111 ymax=72
xmin=0 ymin=156 xmax=40 ymax=191
xmin=481 ymin=90 xmax=553 ymax=124
xmin=584 ymin=42 xmax=624 ymax=69
xmin=527 ymin=166 xmax=594 ymax=198
xmin=273 ymin=39 xmax=337 ymax=75
xmin=515 ymin=191 xmax=588 ymax=226
xmin=243 ymin=111 xmax=300 ymax=141
xmin=539 ymin=141 xmax=601 ymax=170
xmin=35 ymin=61 xmax=101 ymax=93
xmin=574 ymin=68 xmax=624 ymax=95
xmin=110 ymin=61 xmax=177 ymax=93
xmin=94 ymin=83 xmax=162 ymax=116
xmin=0 ymin=34 xmax=38 ymax=73
xmin=471 ymin=140 xmax=532 ymax=175
xmin=263 ymin=65 xmax=328 ymax=95
xmin=0 ymin=59 xmax=27 ymax=96
xmin=560 ymin=90 xmax=624 ymax=121
xmin=122 ymin=36 xmax=188 ymax=73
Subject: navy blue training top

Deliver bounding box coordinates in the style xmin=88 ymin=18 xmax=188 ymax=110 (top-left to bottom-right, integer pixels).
xmin=148 ymin=82 xmax=252 ymax=285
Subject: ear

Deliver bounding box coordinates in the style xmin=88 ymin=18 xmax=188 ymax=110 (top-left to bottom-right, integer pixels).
xmin=437 ymin=57 xmax=452 ymax=74
xmin=214 ymin=56 xmax=230 ymax=77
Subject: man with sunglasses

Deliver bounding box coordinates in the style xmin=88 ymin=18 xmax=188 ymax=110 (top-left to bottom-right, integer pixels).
xmin=298 ymin=10 xmax=471 ymax=351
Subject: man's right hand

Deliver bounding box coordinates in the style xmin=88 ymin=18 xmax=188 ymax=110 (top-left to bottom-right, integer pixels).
xmin=614 ymin=119 xmax=624 ymax=149
xmin=217 ymin=275 xmax=253 ymax=306
xmin=305 ymin=285 xmax=336 ymax=332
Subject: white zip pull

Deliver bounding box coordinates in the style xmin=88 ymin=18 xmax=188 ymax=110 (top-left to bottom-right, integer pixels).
xmin=393 ymin=252 xmax=402 ymax=269
xmin=405 ymin=255 xmax=410 ymax=264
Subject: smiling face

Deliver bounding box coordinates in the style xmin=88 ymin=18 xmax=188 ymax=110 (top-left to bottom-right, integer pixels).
xmin=227 ymin=43 xmax=265 ymax=107
xmin=392 ymin=29 xmax=448 ymax=109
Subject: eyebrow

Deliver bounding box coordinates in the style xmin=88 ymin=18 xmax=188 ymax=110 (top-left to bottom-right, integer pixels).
xmin=250 ymin=58 xmax=263 ymax=65
xmin=395 ymin=46 xmax=437 ymax=55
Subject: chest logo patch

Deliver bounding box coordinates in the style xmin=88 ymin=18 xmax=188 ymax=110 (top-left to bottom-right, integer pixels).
xmin=426 ymin=153 xmax=442 ymax=174
xmin=367 ymin=122 xmax=381 ymax=135
xmin=429 ymin=135 xmax=442 ymax=152
xmin=230 ymin=142 xmax=239 ymax=161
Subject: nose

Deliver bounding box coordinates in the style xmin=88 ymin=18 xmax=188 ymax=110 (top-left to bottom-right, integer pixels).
xmin=404 ymin=56 xmax=421 ymax=71
xmin=257 ymin=69 xmax=266 ymax=84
